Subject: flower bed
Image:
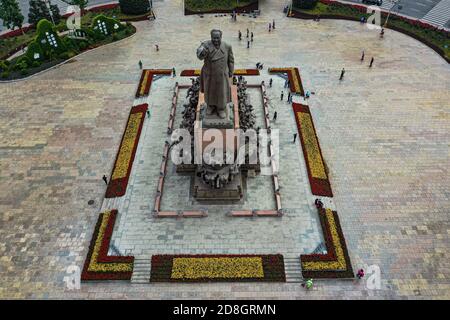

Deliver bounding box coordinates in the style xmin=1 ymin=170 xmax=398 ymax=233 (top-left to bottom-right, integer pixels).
xmin=293 ymin=103 xmax=333 ymax=197
xmin=269 ymin=67 xmax=305 ymax=96
xmin=180 ymin=69 xmax=260 ymax=77
xmin=105 ymin=104 xmax=148 ymax=198
xmin=81 ymin=210 xmax=134 ymax=281
xmin=301 ymin=208 xmax=353 ymax=278
xmin=150 ymin=254 xmax=285 ymax=282
xmin=135 ymin=69 xmax=172 ymax=98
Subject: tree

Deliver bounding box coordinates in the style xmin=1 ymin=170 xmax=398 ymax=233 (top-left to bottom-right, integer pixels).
xmin=60 ymin=0 xmax=89 ymax=13
xmin=0 ymin=0 xmax=25 ymax=32
xmin=28 ymin=0 xmax=61 ymax=25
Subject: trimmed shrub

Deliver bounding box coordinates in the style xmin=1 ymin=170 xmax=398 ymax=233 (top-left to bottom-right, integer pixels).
xmin=26 ymin=19 xmax=66 ymax=61
xmin=92 ymin=15 xmax=124 ymax=37
xmin=1 ymin=71 xmax=10 ymax=79
xmin=0 ymin=60 xmax=9 ymax=72
xmin=119 ymin=0 xmax=150 ymax=15
xmin=26 ymin=40 xmax=45 ymax=61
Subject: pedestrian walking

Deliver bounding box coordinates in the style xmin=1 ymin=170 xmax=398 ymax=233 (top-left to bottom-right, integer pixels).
xmin=269 ymin=78 xmax=273 ymax=88
xmin=138 ymin=60 xmax=143 ymax=69
xmin=155 ymin=44 xmax=159 ymax=51
xmin=339 ymin=68 xmax=345 ymax=81
xmin=287 ymin=92 xmax=291 ymax=102
xmin=172 ymin=67 xmax=176 ymax=77
xmin=293 ymin=133 xmax=297 ymax=143
xmin=251 ymin=32 xmax=253 ymax=42
xmin=357 ymin=269 xmax=365 ymax=279
xmin=380 ymin=28 xmax=384 ymax=38
xmin=247 ymin=40 xmax=250 ymax=49
xmin=305 ymin=90 xmax=311 ymax=99
xmin=314 ymin=198 xmax=324 ymax=209
xmin=369 ymin=57 xmax=374 ymax=68
xmin=273 ymin=111 xmax=278 ymax=121
xmin=302 ymin=278 xmax=314 ymax=289
xmin=102 ymin=175 xmax=108 ymax=185
xmin=361 ymin=50 xmax=365 ymax=62
xmin=238 ymin=30 xmax=242 ymax=40
xmin=246 ymin=28 xmax=249 ymax=38
xmin=273 ymin=20 xmax=275 ymax=30
xmin=280 ymin=91 xmax=284 ymax=101
xmin=269 ymin=23 xmax=272 ymax=32
xmin=256 ymin=62 xmax=260 ymax=69
xmin=146 ymin=110 xmax=150 ymax=118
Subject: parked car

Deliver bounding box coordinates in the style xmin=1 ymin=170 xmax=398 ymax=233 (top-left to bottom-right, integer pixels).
xmin=362 ymin=0 xmax=383 ymax=6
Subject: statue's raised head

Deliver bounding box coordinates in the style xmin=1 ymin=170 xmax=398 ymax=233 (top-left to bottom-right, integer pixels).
xmin=210 ymin=29 xmax=222 ymax=47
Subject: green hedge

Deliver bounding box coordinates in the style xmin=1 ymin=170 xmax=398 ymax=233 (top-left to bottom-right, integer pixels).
xmin=293 ymin=0 xmax=318 ymax=10
xmin=119 ymin=0 xmax=151 ymax=15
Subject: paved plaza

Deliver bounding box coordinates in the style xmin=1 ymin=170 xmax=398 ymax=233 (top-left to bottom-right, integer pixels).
xmin=0 ymin=0 xmax=449 ymax=299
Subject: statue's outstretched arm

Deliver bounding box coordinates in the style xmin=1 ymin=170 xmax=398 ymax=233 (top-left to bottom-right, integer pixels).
xmin=197 ymin=42 xmax=208 ymax=60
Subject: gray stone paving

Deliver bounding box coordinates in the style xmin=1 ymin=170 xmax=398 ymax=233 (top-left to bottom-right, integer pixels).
xmin=0 ymin=0 xmax=449 ymax=299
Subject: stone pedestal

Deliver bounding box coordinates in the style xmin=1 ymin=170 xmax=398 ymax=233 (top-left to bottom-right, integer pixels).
xmin=193 ymin=172 xmax=243 ymax=201
xmin=202 ymin=102 xmax=234 ymax=129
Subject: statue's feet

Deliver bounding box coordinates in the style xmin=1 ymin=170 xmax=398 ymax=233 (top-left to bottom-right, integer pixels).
xmin=217 ymin=110 xmax=226 ymax=119
xmin=206 ymin=106 xmax=215 ymax=115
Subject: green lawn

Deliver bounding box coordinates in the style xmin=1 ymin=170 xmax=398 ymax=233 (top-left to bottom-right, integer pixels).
xmin=0 ymin=30 xmax=35 ymax=59
xmin=294 ymin=3 xmax=450 ymax=61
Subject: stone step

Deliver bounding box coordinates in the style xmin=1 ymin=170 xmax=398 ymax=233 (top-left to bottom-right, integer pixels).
xmin=421 ymin=0 xmax=450 ymax=27
xmin=283 ymin=257 xmax=303 ymax=282
xmin=131 ymin=259 xmax=152 ymax=284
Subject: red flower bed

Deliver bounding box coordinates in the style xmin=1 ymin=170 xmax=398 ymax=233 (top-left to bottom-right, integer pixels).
xmin=150 ymin=254 xmax=286 ymax=282
xmin=180 ymin=69 xmax=260 ymax=77
xmin=135 ymin=69 xmax=172 ymax=98
xmin=293 ymin=103 xmax=333 ymax=197
xmin=268 ymin=67 xmax=305 ymax=96
xmin=300 ymin=208 xmax=353 ymax=279
xmin=105 ymin=104 xmax=148 ymax=198
xmin=81 ymin=210 xmax=135 ymax=281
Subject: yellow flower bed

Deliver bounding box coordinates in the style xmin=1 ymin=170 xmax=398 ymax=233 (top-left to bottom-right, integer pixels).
xmin=139 ymin=70 xmax=150 ymax=96
xmin=87 ymin=211 xmax=134 ymax=273
xmin=171 ymin=257 xmax=265 ymax=279
xmin=297 ymin=112 xmax=327 ymax=180
xmin=111 ymin=112 xmax=143 ymax=180
xmin=302 ymin=209 xmax=347 ymax=271
xmin=289 ymin=68 xmax=301 ymax=93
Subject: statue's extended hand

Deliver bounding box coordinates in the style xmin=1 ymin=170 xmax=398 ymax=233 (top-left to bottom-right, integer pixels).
xmin=197 ymin=42 xmax=209 ymax=59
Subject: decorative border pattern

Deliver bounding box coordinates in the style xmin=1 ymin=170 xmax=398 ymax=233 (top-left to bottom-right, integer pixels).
xmin=150 ymin=254 xmax=285 ymax=282
xmin=81 ymin=210 xmax=134 ymax=281
xmin=293 ymin=103 xmax=333 ymax=197
xmin=135 ymin=69 xmax=172 ymax=98
xmin=269 ymin=67 xmax=305 ymax=96
xmin=105 ymin=104 xmax=148 ymax=198
xmin=300 ymin=208 xmax=353 ymax=278
xmin=180 ymin=69 xmax=260 ymax=77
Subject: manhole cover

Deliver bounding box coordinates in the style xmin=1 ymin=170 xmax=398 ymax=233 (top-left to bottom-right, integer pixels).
xmin=88 ymin=200 xmax=95 ymax=205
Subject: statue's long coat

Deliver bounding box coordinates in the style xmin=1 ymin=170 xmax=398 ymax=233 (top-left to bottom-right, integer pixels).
xmin=197 ymin=40 xmax=234 ymax=110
